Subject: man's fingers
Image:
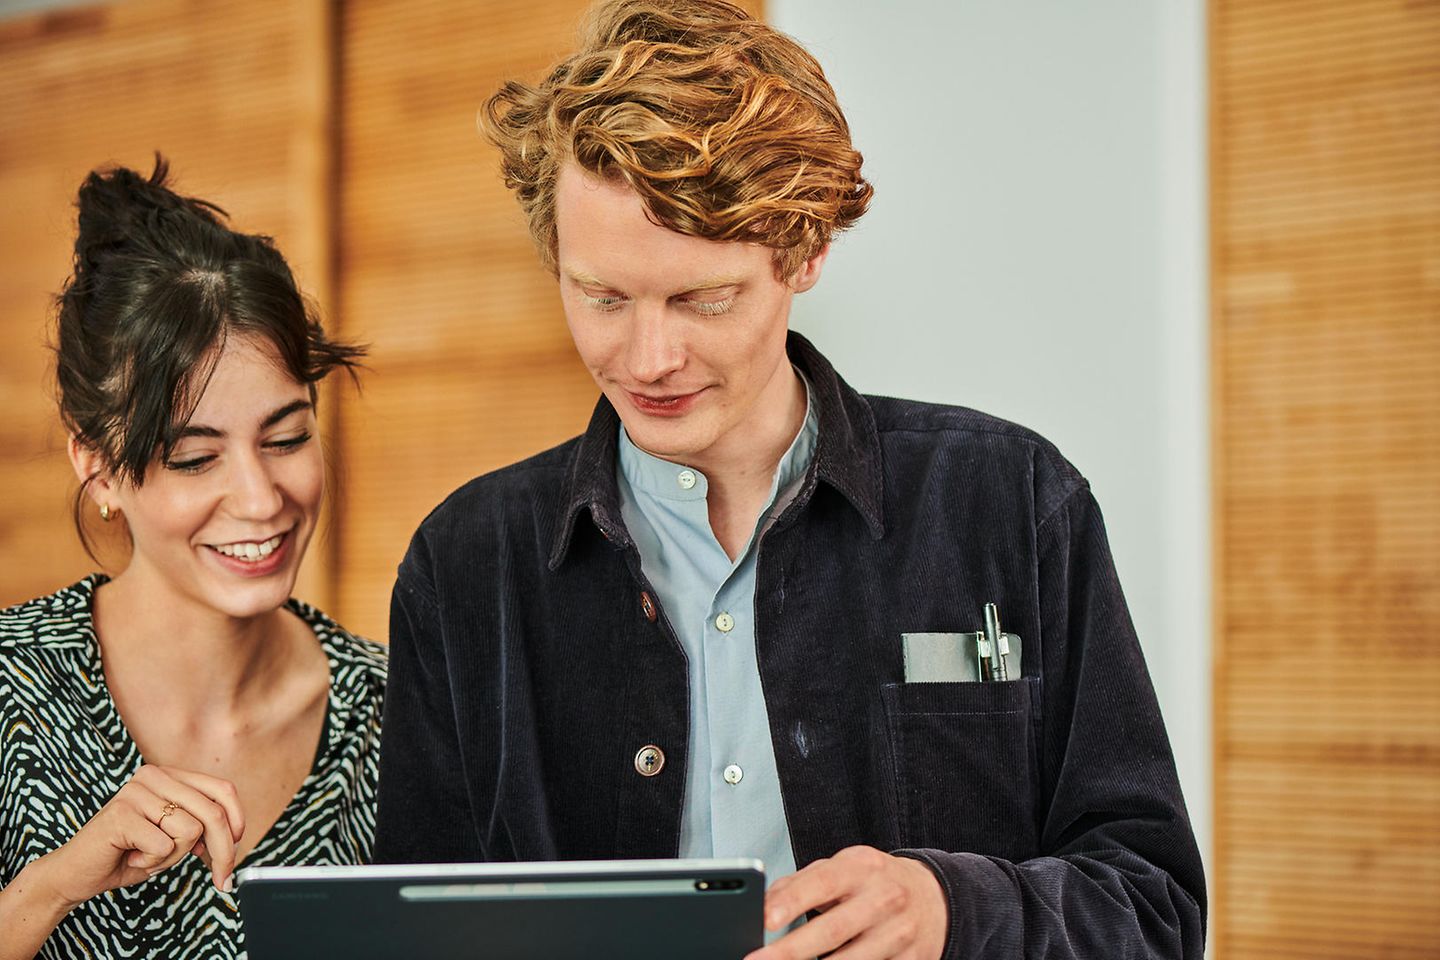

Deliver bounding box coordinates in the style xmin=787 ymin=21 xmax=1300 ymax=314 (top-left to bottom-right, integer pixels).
xmin=750 ymin=848 xmax=947 ymax=960
xmin=764 ymin=859 xmax=850 ymax=930
xmin=813 ymin=915 xmax=915 ymax=960
xmin=758 ymin=896 xmax=877 ymax=960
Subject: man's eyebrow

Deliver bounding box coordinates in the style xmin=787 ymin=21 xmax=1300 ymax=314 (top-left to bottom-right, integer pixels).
xmin=566 ymin=269 xmax=607 ymax=287
xmin=565 ymin=271 xmax=746 ymax=291
xmin=175 ymin=399 xmax=313 ymax=439
xmin=678 ymin=275 xmax=746 ymax=291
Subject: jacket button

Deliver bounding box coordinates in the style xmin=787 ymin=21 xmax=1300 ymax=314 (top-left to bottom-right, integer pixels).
xmin=634 ymin=745 xmax=665 ymax=776
xmin=640 ymin=591 xmax=657 ymax=622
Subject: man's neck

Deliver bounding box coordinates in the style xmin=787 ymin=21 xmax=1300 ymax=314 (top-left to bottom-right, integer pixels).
xmin=697 ymin=365 xmax=808 ymax=560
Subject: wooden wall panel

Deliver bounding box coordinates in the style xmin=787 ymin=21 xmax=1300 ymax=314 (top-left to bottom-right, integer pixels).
xmin=1212 ymin=1 xmax=1440 ymax=957
xmin=0 ymin=0 xmax=334 ymax=609
xmin=333 ymin=0 xmax=600 ymax=640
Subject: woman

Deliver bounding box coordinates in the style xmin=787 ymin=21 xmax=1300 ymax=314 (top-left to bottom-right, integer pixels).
xmin=0 ymin=158 xmax=385 ymax=959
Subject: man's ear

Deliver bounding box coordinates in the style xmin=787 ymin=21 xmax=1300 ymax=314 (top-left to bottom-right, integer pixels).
xmin=68 ymin=435 xmax=117 ymax=509
xmin=789 ymin=243 xmax=831 ymax=294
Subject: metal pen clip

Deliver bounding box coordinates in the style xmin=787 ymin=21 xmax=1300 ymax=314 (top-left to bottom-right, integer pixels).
xmin=976 ymin=602 xmax=1011 ymax=682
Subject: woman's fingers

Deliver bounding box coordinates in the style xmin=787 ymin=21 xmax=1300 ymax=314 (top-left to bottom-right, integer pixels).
xmin=160 ymin=768 xmax=246 ymax=844
xmin=43 ymin=764 xmax=246 ymax=905
xmin=151 ymin=806 xmax=206 ymax=871
xmin=113 ymin=786 xmax=179 ymax=872
xmin=132 ymin=765 xmax=241 ymax=890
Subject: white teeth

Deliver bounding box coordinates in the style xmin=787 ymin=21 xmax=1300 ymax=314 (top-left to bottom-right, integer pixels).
xmin=213 ymin=534 xmax=283 ymax=562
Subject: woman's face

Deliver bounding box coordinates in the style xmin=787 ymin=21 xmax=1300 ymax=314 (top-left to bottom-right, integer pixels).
xmin=98 ymin=335 xmax=323 ymax=621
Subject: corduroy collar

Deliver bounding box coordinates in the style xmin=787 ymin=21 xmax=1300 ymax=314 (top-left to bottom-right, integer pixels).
xmin=547 ymin=331 xmax=884 ymax=571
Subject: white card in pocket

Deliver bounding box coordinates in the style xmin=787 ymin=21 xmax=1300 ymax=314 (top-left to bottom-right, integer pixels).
xmin=902 ymin=632 xmax=1023 ymax=683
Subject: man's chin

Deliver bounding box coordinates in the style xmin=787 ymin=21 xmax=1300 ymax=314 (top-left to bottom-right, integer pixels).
xmin=620 ymin=422 xmax=710 ymax=466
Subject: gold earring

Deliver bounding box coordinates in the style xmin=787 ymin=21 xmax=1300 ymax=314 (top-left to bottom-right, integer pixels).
xmin=100 ymin=503 xmax=113 ymax=522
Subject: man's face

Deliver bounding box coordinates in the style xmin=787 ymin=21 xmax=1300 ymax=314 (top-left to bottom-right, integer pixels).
xmin=554 ymin=163 xmax=825 ymax=473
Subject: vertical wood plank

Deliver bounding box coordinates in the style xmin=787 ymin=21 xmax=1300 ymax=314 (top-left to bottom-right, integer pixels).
xmin=1212 ymin=1 xmax=1440 ymax=956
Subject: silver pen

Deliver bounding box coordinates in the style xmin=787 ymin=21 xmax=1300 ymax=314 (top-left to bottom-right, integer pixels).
xmin=979 ymin=602 xmax=1010 ymax=682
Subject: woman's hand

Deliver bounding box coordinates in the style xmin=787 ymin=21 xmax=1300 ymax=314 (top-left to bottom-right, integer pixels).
xmin=0 ymin=765 xmax=245 ymax=960
xmin=40 ymin=763 xmax=245 ymax=902
xmin=745 ymin=846 xmax=949 ymax=960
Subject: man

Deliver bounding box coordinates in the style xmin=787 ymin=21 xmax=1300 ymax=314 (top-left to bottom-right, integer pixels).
xmin=374 ymin=2 xmax=1206 ymax=958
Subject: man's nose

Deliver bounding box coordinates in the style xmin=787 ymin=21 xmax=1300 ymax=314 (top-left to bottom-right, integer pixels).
xmin=625 ymin=302 xmax=685 ymax=383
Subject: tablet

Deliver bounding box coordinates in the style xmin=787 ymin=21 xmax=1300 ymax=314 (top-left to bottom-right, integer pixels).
xmin=236 ymin=858 xmax=765 ymax=959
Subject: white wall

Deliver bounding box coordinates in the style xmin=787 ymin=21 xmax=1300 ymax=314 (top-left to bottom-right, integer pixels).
xmin=771 ymin=0 xmax=1211 ymax=872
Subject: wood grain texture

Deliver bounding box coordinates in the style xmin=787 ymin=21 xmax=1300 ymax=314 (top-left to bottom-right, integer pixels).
xmin=1212 ymin=0 xmax=1440 ymax=956
xmin=0 ymin=0 xmax=334 ymax=610
xmin=332 ymin=0 xmax=598 ymax=640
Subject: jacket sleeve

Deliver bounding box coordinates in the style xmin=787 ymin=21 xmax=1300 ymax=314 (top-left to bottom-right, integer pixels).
xmin=897 ymin=487 xmax=1206 ymax=959
xmin=372 ymin=529 xmax=486 ymax=864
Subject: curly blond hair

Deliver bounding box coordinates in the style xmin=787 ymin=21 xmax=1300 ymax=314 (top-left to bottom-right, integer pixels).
xmin=480 ymin=0 xmax=872 ymax=279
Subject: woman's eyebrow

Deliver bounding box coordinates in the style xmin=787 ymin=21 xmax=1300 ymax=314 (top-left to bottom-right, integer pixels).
xmin=260 ymin=398 xmax=314 ymax=429
xmin=176 ymin=399 xmax=313 ymax=439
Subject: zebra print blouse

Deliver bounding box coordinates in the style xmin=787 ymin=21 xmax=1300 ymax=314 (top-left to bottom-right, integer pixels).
xmin=0 ymin=575 xmax=386 ymax=959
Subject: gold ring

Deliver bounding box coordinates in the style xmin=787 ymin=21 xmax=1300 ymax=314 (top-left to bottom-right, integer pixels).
xmin=158 ymin=800 xmax=179 ymax=825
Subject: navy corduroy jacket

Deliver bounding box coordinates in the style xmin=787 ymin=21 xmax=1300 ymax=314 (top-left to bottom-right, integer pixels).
xmin=375 ymin=332 xmax=1206 ymax=959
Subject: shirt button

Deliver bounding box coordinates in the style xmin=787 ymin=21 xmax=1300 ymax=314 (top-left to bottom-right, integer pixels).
xmin=677 ymin=469 xmax=697 ymax=490
xmin=723 ymin=763 xmax=744 ymax=785
xmin=714 ymin=612 xmax=735 ymax=633
xmin=635 ymin=745 xmax=665 ymax=777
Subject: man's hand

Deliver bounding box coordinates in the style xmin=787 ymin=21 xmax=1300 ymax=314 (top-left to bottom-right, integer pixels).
xmin=745 ymin=846 xmax=948 ymax=960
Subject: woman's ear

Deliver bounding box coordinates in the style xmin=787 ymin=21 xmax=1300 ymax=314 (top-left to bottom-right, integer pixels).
xmin=68 ymin=436 xmax=117 ymax=514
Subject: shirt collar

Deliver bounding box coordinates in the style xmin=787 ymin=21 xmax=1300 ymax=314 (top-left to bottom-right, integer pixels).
xmin=548 ymin=330 xmax=884 ymax=570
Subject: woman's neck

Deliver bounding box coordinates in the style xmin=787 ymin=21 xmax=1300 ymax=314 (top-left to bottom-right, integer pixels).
xmin=91 ymin=567 xmax=303 ymax=722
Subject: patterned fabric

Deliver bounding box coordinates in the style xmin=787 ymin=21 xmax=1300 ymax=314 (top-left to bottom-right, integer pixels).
xmin=0 ymin=575 xmax=386 ymax=959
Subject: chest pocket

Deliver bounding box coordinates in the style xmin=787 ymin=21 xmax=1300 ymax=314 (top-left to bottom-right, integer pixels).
xmin=881 ymin=677 xmax=1041 ymax=861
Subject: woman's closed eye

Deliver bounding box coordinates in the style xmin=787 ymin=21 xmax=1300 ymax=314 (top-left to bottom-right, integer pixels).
xmin=265 ymin=431 xmax=312 ymax=453
xmin=163 ymin=432 xmax=311 ymax=475
xmin=164 ymin=454 xmax=215 ymax=475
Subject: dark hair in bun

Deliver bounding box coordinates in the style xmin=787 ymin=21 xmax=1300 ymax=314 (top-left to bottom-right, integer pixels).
xmin=55 ymin=153 xmax=364 ymax=556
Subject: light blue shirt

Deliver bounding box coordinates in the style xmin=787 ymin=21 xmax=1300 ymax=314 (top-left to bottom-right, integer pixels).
xmin=616 ymin=378 xmax=818 ymax=896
